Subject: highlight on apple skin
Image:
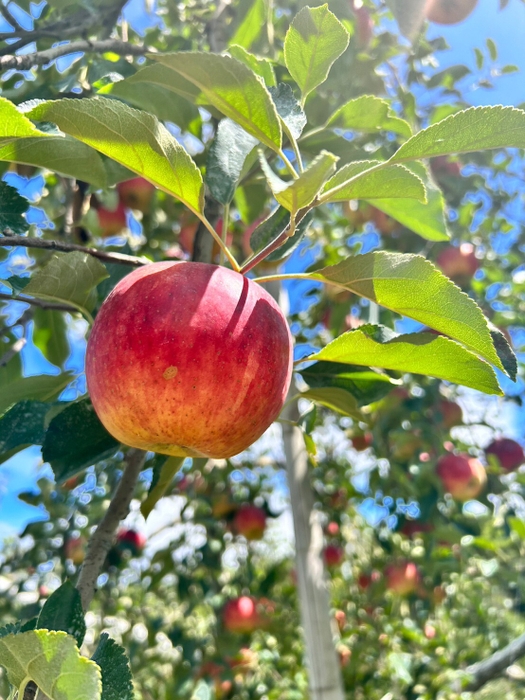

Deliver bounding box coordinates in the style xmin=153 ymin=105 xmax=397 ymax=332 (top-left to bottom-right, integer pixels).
xmin=86 ymin=261 xmax=293 ymax=460
xmin=436 ymin=453 xmax=487 ymax=501
xmin=485 ymin=438 xmax=524 ymax=472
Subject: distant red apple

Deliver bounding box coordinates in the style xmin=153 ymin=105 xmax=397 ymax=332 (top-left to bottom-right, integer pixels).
xmin=436 ymin=453 xmax=486 ymax=501
xmin=223 ymin=596 xmax=264 ymax=634
xmin=425 ymin=0 xmax=478 ymax=24
xmin=212 ymin=493 xmax=238 ymax=519
xmin=334 ymin=609 xmax=346 ymax=631
xmin=485 ymin=438 xmax=524 ymax=472
xmin=117 ymin=177 xmax=155 ymax=213
xmin=324 ymin=544 xmax=344 ymax=568
xmin=400 ymin=520 xmax=434 ymax=538
xmin=357 ymin=570 xmax=381 ymax=589
xmin=96 ymin=202 xmax=127 ymax=238
xmin=116 ymin=528 xmax=146 ymax=556
xmin=86 ymin=262 xmax=293 ymax=459
xmin=424 ymin=623 xmax=436 ymax=639
xmin=385 ymin=561 xmax=421 ymax=595
xmin=370 ymin=207 xmax=399 ymax=235
xmin=326 ymin=521 xmax=340 ymax=536
xmin=64 ymin=536 xmax=86 ymax=566
xmin=351 ymin=3 xmax=373 ymax=48
xmin=351 ymin=432 xmax=373 ymax=451
xmin=233 ymin=504 xmax=267 ymax=540
xmin=436 ymin=399 xmax=463 ymax=429
xmin=436 ymin=243 xmax=479 ymax=285
xmin=338 ymin=644 xmax=352 ymax=667
xmin=430 ymin=156 xmax=462 ymax=179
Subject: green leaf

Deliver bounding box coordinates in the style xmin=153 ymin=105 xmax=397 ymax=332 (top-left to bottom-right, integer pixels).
xmin=260 ymin=150 xmax=338 ymax=213
xmin=91 ymin=634 xmax=134 ymax=700
xmin=0 ymin=400 xmax=48 ymax=454
xmin=325 ymin=95 xmax=412 ymax=139
xmin=269 ymin=83 xmax=307 ymax=139
xmin=0 ymin=96 xmax=46 ymax=139
xmin=299 ymin=361 xmax=397 ymax=406
xmin=98 ymin=79 xmax=201 ymax=135
xmin=206 ymin=119 xmax=259 ymax=204
xmin=4 ymin=275 xmax=30 ymax=294
xmin=27 ymin=97 xmax=204 ymax=214
xmin=489 ymin=326 xmax=517 ymax=382
xmin=306 ymin=325 xmax=502 ymax=395
xmin=310 ymin=252 xmax=503 ymax=370
xmin=42 ymin=398 xmax=120 ymax=482
xmin=141 ymin=455 xmax=185 ymax=519
xmin=391 ymin=105 xmax=525 ymax=163
xmin=301 ymin=387 xmax=361 ymax=417
xmin=0 ymin=629 xmax=102 ymax=700
xmin=322 ymin=160 xmax=426 ymax=203
xmin=0 ymin=181 xmax=28 ymax=234
xmin=24 ymin=252 xmax=109 ymax=321
xmin=249 ymin=206 xmax=314 ymax=262
xmin=228 ymin=0 xmax=268 ymax=51
xmin=151 ymin=53 xmax=282 ymax=152
xmin=33 ymin=307 xmax=70 ymax=368
xmin=0 ymin=374 xmax=74 ymax=417
xmin=37 ymin=581 xmax=86 ymax=648
xmin=366 ymin=162 xmax=448 ymax=241
xmin=508 ymin=516 xmax=525 ymax=539
xmin=486 ymin=37 xmax=498 ymax=61
xmin=228 ymin=45 xmax=276 ymax=87
xmin=284 ymin=5 xmax=349 ymax=104
xmin=0 ymin=136 xmax=108 ymax=189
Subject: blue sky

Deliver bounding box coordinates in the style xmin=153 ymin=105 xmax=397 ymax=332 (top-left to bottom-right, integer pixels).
xmin=1 ymin=0 xmax=525 ymax=538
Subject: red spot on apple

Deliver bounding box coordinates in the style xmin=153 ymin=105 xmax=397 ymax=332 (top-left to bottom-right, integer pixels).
xmin=86 ymin=262 xmax=293 ymax=459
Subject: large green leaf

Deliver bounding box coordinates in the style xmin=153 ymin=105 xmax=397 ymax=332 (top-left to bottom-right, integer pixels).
xmin=309 ymin=252 xmax=502 ymax=370
xmin=0 ymin=629 xmax=101 ymax=700
xmin=151 ymin=53 xmax=282 ymax=152
xmin=269 ymin=83 xmax=307 ymax=140
xmin=325 ymin=95 xmax=412 ymax=139
xmin=206 ymin=119 xmax=258 ymax=204
xmin=42 ymin=398 xmax=120 ymax=482
xmin=391 ymin=105 xmax=525 ymax=163
xmin=283 ymin=5 xmax=349 ymax=104
xmin=299 ymin=361 xmax=397 ymax=406
xmin=0 ymin=181 xmax=28 ymax=234
xmin=0 ymin=400 xmax=48 ymax=454
xmin=141 ymin=455 xmax=185 ymax=519
xmin=0 ymin=136 xmax=108 ymax=189
xmin=366 ymin=162 xmax=448 ymax=241
xmin=0 ymin=374 xmax=74 ymax=417
xmin=322 ymin=160 xmax=426 ymax=203
xmin=37 ymin=581 xmax=86 ymax=648
xmin=306 ymin=325 xmax=502 ymax=395
xmin=28 ymin=97 xmax=204 ymax=214
xmin=92 ymin=634 xmax=134 ymax=700
xmin=24 ymin=252 xmax=109 ymax=321
xmin=260 ymin=150 xmax=338 ymax=213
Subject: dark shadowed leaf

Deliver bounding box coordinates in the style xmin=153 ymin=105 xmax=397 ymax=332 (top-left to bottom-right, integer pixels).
xmin=37 ymin=581 xmax=86 ymax=648
xmin=0 ymin=181 xmax=28 ymax=234
xmin=206 ymin=119 xmax=259 ymax=204
xmin=92 ymin=634 xmax=134 ymax=700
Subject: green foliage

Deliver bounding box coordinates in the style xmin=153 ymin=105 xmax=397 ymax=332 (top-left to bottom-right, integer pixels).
xmin=37 ymin=582 xmax=86 ymax=648
xmin=0 ymin=181 xmax=28 ymax=234
xmin=91 ymin=634 xmax=134 ymax=700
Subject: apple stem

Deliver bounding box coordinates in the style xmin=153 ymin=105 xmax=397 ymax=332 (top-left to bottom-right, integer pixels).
xmin=220 ymin=202 xmax=230 ymax=266
xmin=76 ymin=447 xmax=146 ymax=611
xmin=199 ymin=215 xmax=240 ymax=271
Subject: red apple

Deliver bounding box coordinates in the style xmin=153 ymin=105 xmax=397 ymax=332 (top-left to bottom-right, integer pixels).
xmin=485 ymin=438 xmax=524 ymax=472
xmin=352 ymin=4 xmax=373 ymax=48
xmin=400 ymin=520 xmax=434 ymax=538
xmin=436 ymin=243 xmax=479 ymax=285
xmin=425 ymin=0 xmax=478 ymax=24
xmin=436 ymin=399 xmax=463 ymax=429
xmin=357 ymin=570 xmax=381 ymax=589
xmin=212 ymin=493 xmax=237 ymax=519
xmin=424 ymin=623 xmax=436 ymax=639
xmin=370 ymin=206 xmax=399 ymax=235
xmin=324 ymin=544 xmax=344 ymax=567
xmin=116 ymin=528 xmax=146 ymax=556
xmin=430 ymin=156 xmax=462 ymax=179
xmin=326 ymin=521 xmax=340 ymax=536
xmin=117 ymin=177 xmax=155 ymax=214
xmin=64 ymin=536 xmax=86 ymax=566
xmin=334 ymin=609 xmax=346 ymax=631
xmin=223 ymin=596 xmax=264 ymax=634
xmin=436 ymin=453 xmax=487 ymax=501
xmin=385 ymin=561 xmax=421 ymax=595
xmin=96 ymin=202 xmax=127 ymax=238
xmin=233 ymin=504 xmax=267 ymax=540
xmin=351 ymin=432 xmax=373 ymax=451
xmin=86 ymin=262 xmax=293 ymax=459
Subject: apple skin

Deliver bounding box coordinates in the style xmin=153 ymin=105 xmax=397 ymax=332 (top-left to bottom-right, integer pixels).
xmin=351 ymin=432 xmax=373 ymax=452
xmin=86 ymin=262 xmax=293 ymax=459
xmin=96 ymin=202 xmax=127 ymax=238
xmin=116 ymin=528 xmax=146 ymax=556
xmin=223 ymin=596 xmax=263 ymax=634
xmin=436 ymin=399 xmax=463 ymax=429
xmin=385 ymin=561 xmax=421 ymax=595
xmin=233 ymin=504 xmax=267 ymax=540
xmin=436 ymin=453 xmax=486 ymax=501
xmin=425 ymin=0 xmax=478 ymax=24
xmin=436 ymin=243 xmax=479 ymax=285
xmin=485 ymin=438 xmax=524 ymax=472
xmin=117 ymin=177 xmax=155 ymax=214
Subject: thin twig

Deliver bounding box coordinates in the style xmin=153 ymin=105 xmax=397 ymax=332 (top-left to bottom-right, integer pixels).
xmin=0 ymin=291 xmax=77 ymax=312
xmin=0 ymin=39 xmax=152 ymax=70
xmin=0 ymin=236 xmax=150 ymax=267
xmin=0 ymin=336 xmax=26 ymax=367
xmin=76 ymin=448 xmax=146 ymax=611
xmin=464 ymin=631 xmax=525 ymax=691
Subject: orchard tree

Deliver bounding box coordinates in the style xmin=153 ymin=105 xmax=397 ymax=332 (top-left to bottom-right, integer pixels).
xmin=2 ymin=1 xmax=525 ymax=699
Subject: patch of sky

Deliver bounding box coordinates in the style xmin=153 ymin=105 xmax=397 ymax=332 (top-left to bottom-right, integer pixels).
xmin=347 ymin=230 xmax=381 ymax=254
xmin=6 ymin=2 xmax=33 ymax=30
xmin=123 ymin=0 xmax=163 ymax=36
